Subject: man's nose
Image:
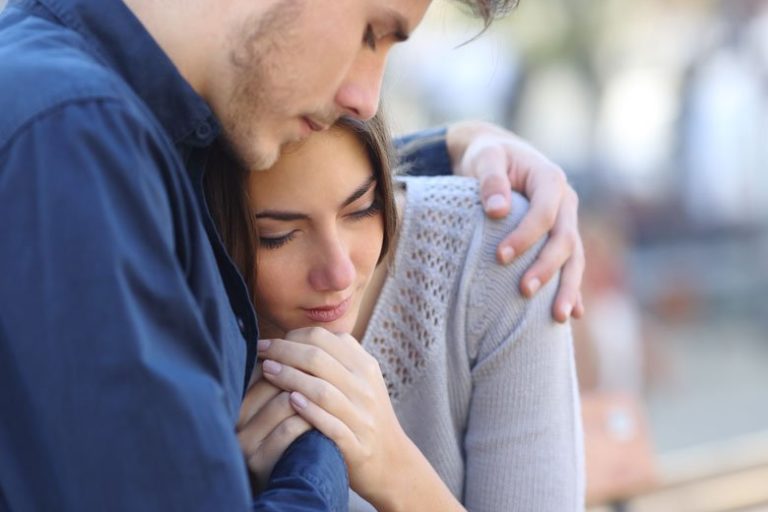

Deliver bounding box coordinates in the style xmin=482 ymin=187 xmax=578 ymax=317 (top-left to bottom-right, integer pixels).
xmin=333 ymin=52 xmax=386 ymax=121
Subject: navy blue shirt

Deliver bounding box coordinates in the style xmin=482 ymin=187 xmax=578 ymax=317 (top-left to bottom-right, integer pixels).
xmin=0 ymin=0 xmax=351 ymax=510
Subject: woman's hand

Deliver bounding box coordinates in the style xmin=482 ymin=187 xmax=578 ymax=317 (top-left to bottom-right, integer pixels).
xmin=257 ymin=327 xmax=428 ymax=509
xmin=236 ymin=366 xmax=312 ymax=492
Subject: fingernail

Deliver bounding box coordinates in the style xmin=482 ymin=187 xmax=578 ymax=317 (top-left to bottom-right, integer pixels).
xmin=262 ymin=359 xmax=282 ymax=375
xmin=559 ymin=303 xmax=573 ymax=321
xmin=290 ymin=392 xmax=308 ymax=409
xmin=526 ymin=278 xmax=541 ymax=295
xmin=257 ymin=339 xmax=271 ymax=352
xmin=500 ymin=247 xmax=515 ymax=264
xmin=485 ymin=194 xmax=505 ymax=212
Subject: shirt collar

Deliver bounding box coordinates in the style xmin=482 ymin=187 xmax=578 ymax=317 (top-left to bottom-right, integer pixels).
xmin=34 ymin=0 xmax=220 ymax=146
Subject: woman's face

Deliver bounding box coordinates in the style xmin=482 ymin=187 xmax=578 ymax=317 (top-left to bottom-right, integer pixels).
xmin=246 ymin=127 xmax=384 ymax=338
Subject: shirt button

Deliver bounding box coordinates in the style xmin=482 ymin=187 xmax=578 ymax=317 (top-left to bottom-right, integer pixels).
xmin=195 ymin=122 xmax=212 ymax=140
xmin=237 ymin=317 xmax=246 ymax=333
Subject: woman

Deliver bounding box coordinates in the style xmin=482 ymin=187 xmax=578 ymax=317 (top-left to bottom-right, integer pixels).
xmin=206 ymin=113 xmax=584 ymax=511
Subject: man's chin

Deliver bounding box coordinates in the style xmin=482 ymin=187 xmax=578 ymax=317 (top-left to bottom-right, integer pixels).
xmin=242 ymin=144 xmax=280 ymax=172
xmin=216 ymin=132 xmax=278 ymax=172
xmin=250 ymin=154 xmax=278 ymax=172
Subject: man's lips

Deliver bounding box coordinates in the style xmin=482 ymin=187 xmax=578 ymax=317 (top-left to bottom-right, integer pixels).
xmin=303 ymin=116 xmax=329 ymax=132
xmin=302 ymin=297 xmax=352 ymax=323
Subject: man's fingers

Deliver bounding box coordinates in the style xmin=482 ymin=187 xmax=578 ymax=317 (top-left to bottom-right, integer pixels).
xmin=244 ymin=414 xmax=312 ymax=478
xmin=254 ymin=415 xmax=312 ymax=464
xmin=496 ymin=190 xmax=562 ymax=265
xmin=551 ymin=253 xmax=585 ymax=323
xmin=447 ymin=120 xmax=586 ymax=323
xmin=520 ymin=232 xmax=571 ymax=295
xmin=238 ymin=391 xmax=295 ymax=453
xmin=238 ymin=378 xmax=282 ymax=428
xmin=478 ymin=170 xmax=512 ymax=219
xmin=552 ymin=234 xmax=586 ymax=322
xmin=516 ymin=186 xmax=577 ymax=278
xmin=519 ymin=187 xmax=584 ymax=322
xmin=461 ymin=139 xmax=512 ymax=218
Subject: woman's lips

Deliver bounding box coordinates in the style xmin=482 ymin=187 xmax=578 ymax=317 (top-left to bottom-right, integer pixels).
xmin=303 ymin=297 xmax=351 ymax=323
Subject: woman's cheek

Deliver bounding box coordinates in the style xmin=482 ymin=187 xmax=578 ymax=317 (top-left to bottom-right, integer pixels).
xmin=255 ymin=254 xmax=294 ymax=321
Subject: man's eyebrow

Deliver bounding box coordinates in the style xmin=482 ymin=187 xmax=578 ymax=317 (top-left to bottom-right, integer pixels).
xmin=254 ymin=177 xmax=375 ymax=221
xmin=341 ymin=176 xmax=376 ymax=208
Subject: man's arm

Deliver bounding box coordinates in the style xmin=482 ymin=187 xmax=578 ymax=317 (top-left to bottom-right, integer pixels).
xmin=0 ymin=101 xmax=346 ymax=511
xmin=395 ymin=121 xmax=585 ymax=323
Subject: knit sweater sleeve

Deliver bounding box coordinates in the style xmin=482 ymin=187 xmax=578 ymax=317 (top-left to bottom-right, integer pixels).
xmin=461 ymin=192 xmax=585 ymax=512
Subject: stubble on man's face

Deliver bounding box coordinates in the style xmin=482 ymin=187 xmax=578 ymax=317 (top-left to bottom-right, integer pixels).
xmin=221 ymin=0 xmax=305 ymax=171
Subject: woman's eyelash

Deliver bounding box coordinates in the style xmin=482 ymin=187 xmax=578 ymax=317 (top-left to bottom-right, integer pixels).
xmin=259 ymin=232 xmax=295 ymax=250
xmin=259 ymin=202 xmax=380 ymax=249
xmin=349 ymin=200 xmax=382 ymax=220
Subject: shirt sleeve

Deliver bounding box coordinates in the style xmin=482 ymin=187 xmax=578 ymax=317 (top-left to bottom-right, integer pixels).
xmin=0 ymin=101 xmax=346 ymax=512
xmin=394 ymin=126 xmax=452 ymax=177
xmin=462 ymin=193 xmax=585 ymax=512
xmin=254 ymin=430 xmax=349 ymax=511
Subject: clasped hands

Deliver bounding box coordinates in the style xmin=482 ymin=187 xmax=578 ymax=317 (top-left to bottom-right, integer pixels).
xmin=237 ymin=327 xmax=409 ymax=505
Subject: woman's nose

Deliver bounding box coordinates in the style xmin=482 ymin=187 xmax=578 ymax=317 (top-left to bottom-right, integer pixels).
xmin=308 ymin=239 xmax=356 ymax=292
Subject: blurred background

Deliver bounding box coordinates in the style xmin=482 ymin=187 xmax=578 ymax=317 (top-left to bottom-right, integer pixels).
xmin=384 ymin=0 xmax=768 ymax=510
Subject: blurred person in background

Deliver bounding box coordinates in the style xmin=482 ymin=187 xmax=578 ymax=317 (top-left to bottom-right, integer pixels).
xmin=574 ymin=211 xmax=644 ymax=394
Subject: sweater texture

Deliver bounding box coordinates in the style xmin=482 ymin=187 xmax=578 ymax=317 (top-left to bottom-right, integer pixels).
xmin=350 ymin=176 xmax=585 ymax=511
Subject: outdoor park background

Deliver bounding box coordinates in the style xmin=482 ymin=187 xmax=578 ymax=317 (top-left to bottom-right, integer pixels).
xmin=2 ymin=0 xmax=767 ymax=510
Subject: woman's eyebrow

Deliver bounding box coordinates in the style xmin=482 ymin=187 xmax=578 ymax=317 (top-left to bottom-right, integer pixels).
xmin=341 ymin=176 xmax=376 ymax=208
xmin=254 ymin=177 xmax=376 ymax=221
xmin=254 ymin=210 xmax=307 ymax=221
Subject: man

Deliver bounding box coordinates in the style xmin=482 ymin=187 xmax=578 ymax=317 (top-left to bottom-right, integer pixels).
xmin=0 ymin=0 xmax=582 ymax=510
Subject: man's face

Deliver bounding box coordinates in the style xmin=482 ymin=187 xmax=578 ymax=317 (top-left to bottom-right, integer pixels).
xmin=208 ymin=0 xmax=431 ymax=171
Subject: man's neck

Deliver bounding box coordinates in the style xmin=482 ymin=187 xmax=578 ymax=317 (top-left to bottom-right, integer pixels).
xmin=121 ymin=0 xmax=211 ymax=96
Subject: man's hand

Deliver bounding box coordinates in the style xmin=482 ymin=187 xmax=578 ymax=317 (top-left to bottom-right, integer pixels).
xmin=237 ymin=366 xmax=312 ymax=493
xmin=446 ymin=120 xmax=585 ymax=322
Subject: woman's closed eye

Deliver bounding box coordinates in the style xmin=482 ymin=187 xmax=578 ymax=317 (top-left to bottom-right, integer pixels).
xmin=347 ymin=198 xmax=382 ymax=221
xmin=259 ymin=230 xmax=297 ymax=250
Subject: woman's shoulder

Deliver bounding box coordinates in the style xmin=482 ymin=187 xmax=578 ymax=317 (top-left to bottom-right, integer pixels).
xmin=398 ymin=175 xmax=544 ymax=336
xmin=399 ymin=176 xmax=555 ymax=353
xmin=397 ymin=176 xmax=533 ymax=272
xmin=398 ymin=175 xmax=531 ymax=234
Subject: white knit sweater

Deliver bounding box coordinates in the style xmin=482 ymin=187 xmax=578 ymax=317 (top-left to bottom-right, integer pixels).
xmin=350 ymin=176 xmax=585 ymax=511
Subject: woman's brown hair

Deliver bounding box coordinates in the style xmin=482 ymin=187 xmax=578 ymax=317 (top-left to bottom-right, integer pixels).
xmin=204 ymin=111 xmax=398 ymax=303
